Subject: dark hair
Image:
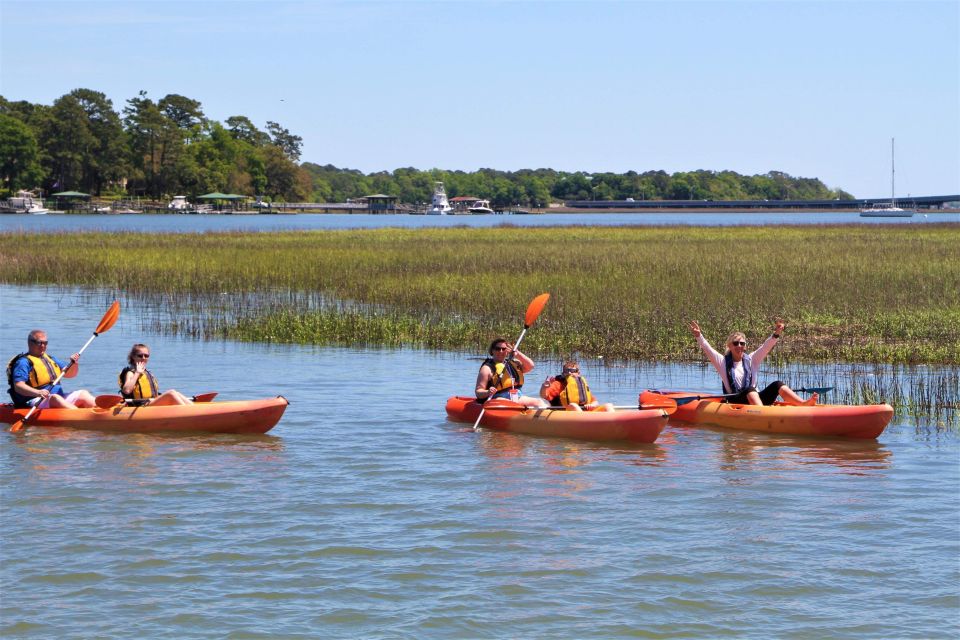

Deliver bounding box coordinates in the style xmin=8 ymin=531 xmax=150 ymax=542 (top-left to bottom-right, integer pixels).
xmin=127 ymin=343 xmax=150 ymax=366
xmin=488 ymin=337 xmax=508 ymax=355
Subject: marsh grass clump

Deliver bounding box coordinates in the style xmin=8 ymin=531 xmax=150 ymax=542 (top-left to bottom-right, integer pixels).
xmin=1 ymin=224 xmax=958 ymax=365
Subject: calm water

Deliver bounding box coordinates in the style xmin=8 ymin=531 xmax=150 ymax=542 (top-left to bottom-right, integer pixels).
xmin=1 ymin=286 xmax=958 ymax=639
xmin=1 ymin=210 xmax=957 ymax=234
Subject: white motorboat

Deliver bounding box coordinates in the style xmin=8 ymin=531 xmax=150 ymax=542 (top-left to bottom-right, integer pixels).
xmin=426 ymin=182 xmax=453 ymax=215
xmin=467 ymin=199 xmax=495 ymax=215
xmin=167 ymin=196 xmax=213 ymax=214
xmin=0 ymin=190 xmax=49 ymax=214
xmin=168 ymin=195 xmax=192 ymax=211
xmin=860 ymin=138 xmax=915 ymax=218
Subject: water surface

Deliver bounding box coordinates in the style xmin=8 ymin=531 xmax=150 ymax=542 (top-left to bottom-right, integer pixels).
xmin=1 ymin=286 xmax=957 ymax=638
xmin=2 ymin=210 xmax=957 ymax=234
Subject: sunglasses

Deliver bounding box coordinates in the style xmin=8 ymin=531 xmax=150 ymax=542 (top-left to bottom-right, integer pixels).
xmin=29 ymin=339 xmax=48 ymax=346
xmin=731 ymin=341 xmax=746 ymax=347
xmin=134 ymin=353 xmax=150 ymax=359
xmin=493 ymin=346 xmax=509 ymax=352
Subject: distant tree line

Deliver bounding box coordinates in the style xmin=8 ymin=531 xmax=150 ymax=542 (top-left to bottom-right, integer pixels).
xmin=0 ymin=89 xmax=309 ymax=201
xmin=1 ymin=89 xmax=854 ymax=204
xmin=303 ymin=164 xmax=854 ymax=207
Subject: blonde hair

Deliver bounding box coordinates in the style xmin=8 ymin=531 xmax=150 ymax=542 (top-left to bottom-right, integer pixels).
xmin=725 ymin=332 xmax=746 ymax=354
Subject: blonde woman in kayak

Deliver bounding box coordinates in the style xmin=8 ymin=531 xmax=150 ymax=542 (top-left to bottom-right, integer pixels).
xmin=475 ymin=337 xmax=547 ymax=408
xmin=688 ymin=320 xmax=817 ymax=406
xmin=120 ymin=343 xmax=193 ymax=406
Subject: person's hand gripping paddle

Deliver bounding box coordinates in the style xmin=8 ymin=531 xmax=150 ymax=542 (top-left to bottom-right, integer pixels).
xmin=472 ymin=293 xmax=550 ymax=431
xmin=10 ymin=301 xmax=120 ymax=433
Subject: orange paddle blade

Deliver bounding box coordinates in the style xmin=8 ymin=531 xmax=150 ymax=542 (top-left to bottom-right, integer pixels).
xmin=95 ymin=300 xmax=121 ymax=335
xmin=95 ymin=395 xmax=124 ymax=409
xmin=523 ymin=293 xmax=550 ymax=328
xmin=638 ymin=390 xmax=677 ymax=415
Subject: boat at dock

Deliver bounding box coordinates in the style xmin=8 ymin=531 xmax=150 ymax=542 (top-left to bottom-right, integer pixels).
xmin=425 ymin=182 xmax=453 ymax=215
xmin=167 ymin=195 xmax=213 ymax=214
xmin=467 ymin=199 xmax=495 ymax=214
xmin=860 ymin=138 xmax=914 ymax=218
xmin=0 ymin=190 xmax=49 ymax=214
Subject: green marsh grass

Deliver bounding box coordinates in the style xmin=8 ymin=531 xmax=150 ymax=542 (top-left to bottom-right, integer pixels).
xmin=2 ymin=224 xmax=958 ymax=365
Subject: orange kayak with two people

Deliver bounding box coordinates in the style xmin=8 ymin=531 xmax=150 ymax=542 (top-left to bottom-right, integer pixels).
xmin=1 ymin=396 xmax=289 ymax=435
xmin=656 ymin=391 xmax=893 ymax=439
xmin=445 ymin=395 xmax=669 ymax=443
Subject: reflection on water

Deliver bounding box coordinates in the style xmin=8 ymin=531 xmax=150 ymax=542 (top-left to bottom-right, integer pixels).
xmin=708 ymin=428 xmax=892 ymax=477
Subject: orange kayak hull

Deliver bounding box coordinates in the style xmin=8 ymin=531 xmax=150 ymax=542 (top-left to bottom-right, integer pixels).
xmin=662 ymin=393 xmax=893 ymax=439
xmin=1 ymin=397 xmax=288 ymax=435
xmin=445 ymin=396 xmax=667 ymax=443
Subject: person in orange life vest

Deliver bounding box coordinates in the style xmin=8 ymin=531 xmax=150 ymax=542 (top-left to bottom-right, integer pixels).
xmin=689 ymin=320 xmax=817 ymax=406
xmin=475 ymin=337 xmax=548 ymax=408
xmin=119 ymin=343 xmax=193 ymax=406
xmin=8 ymin=329 xmax=96 ymax=409
xmin=539 ymin=360 xmax=613 ymax=411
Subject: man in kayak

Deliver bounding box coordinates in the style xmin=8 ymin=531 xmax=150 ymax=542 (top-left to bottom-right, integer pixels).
xmin=119 ymin=343 xmax=193 ymax=406
xmin=475 ymin=337 xmax=547 ymax=407
xmin=539 ymin=360 xmax=614 ymax=411
xmin=7 ymin=330 xmax=96 ymax=409
xmin=689 ymin=320 xmax=817 ymax=406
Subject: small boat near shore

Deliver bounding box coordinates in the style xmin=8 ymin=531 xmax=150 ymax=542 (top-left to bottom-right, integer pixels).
xmin=467 ymin=199 xmax=495 ymax=215
xmin=445 ymin=396 xmax=669 ymax=443
xmin=0 ymin=190 xmax=49 ymax=214
xmin=426 ymin=182 xmax=453 ymax=215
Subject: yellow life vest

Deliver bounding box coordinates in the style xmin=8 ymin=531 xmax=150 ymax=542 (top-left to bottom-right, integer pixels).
xmin=119 ymin=367 xmax=160 ymax=400
xmin=484 ymin=358 xmax=524 ymax=391
xmin=559 ymin=374 xmax=595 ymax=407
xmin=7 ymin=353 xmax=64 ymax=388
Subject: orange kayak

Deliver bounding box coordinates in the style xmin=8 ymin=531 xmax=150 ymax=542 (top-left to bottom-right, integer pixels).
xmin=445 ymin=396 xmax=668 ymax=443
xmin=1 ymin=396 xmax=288 ymax=435
xmin=659 ymin=392 xmax=893 ymax=439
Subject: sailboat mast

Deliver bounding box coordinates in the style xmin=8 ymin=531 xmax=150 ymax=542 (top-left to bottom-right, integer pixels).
xmin=891 ymin=137 xmax=896 ymax=206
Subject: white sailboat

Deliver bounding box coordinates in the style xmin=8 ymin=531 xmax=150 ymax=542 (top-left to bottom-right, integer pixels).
xmin=860 ymin=138 xmax=915 ymax=218
xmin=425 ymin=182 xmax=453 ymax=215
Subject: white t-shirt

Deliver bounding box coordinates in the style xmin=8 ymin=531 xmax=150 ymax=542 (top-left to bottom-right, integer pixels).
xmin=696 ymin=333 xmax=779 ymax=393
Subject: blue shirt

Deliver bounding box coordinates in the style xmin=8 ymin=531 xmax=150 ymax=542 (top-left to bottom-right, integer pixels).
xmin=8 ymin=354 xmax=67 ymax=407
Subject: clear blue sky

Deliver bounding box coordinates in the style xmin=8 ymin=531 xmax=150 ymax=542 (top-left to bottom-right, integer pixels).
xmin=2 ymin=0 xmax=958 ymax=198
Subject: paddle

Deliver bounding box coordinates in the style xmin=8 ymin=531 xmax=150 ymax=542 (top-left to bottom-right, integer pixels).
xmin=647 ymin=386 xmax=835 ymax=407
xmin=480 ymin=403 xmax=676 ymax=414
xmin=637 ymin=390 xmax=678 ymax=415
xmin=472 ymin=293 xmax=550 ymax=430
xmin=94 ymin=391 xmax=218 ymax=409
xmin=11 ymin=301 xmax=121 ymax=433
